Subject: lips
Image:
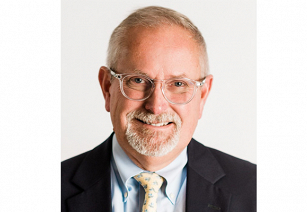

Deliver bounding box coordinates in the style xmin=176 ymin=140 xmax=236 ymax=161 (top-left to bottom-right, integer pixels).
xmin=126 ymin=110 xmax=181 ymax=131
xmin=136 ymin=118 xmax=172 ymax=127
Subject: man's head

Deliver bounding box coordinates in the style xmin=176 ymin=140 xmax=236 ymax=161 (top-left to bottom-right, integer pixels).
xmin=107 ymin=6 xmax=209 ymax=78
xmin=99 ymin=6 xmax=213 ymax=170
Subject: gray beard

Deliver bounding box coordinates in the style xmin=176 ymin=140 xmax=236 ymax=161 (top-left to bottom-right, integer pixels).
xmin=125 ymin=110 xmax=182 ymax=157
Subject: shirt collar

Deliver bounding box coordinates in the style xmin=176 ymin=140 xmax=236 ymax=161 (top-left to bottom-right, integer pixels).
xmin=154 ymin=145 xmax=187 ymax=204
xmin=112 ymin=133 xmax=187 ymax=204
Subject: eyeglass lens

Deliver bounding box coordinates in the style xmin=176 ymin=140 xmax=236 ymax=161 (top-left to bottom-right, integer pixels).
xmin=121 ymin=75 xmax=196 ymax=104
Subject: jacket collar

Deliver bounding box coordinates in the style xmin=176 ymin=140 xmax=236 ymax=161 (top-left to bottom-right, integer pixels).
xmin=187 ymin=138 xmax=225 ymax=184
xmin=186 ymin=139 xmax=232 ymax=212
xmin=66 ymin=135 xmax=231 ymax=212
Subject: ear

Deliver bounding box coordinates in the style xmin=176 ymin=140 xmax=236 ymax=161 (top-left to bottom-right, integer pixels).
xmin=198 ymin=74 xmax=213 ymax=119
xmin=98 ymin=66 xmax=111 ymax=112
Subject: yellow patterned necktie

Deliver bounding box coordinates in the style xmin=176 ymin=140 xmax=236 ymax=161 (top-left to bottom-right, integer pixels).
xmin=134 ymin=172 xmax=164 ymax=212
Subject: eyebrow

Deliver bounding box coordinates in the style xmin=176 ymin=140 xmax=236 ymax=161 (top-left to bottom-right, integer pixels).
xmin=131 ymin=69 xmax=149 ymax=76
xmin=132 ymin=69 xmax=189 ymax=79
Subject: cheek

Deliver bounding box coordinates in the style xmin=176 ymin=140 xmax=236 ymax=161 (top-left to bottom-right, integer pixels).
xmin=183 ymin=99 xmax=201 ymax=122
xmin=182 ymin=109 xmax=199 ymax=130
xmin=176 ymin=98 xmax=202 ymax=135
xmin=109 ymin=87 xmax=142 ymax=133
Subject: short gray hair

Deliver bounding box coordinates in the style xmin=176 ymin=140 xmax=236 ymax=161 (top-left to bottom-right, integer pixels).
xmin=106 ymin=6 xmax=209 ymax=77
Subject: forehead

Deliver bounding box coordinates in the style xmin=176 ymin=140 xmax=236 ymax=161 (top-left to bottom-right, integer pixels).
xmin=117 ymin=25 xmax=202 ymax=78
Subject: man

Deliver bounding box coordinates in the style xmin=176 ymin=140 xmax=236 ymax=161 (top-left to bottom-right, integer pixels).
xmin=62 ymin=6 xmax=256 ymax=212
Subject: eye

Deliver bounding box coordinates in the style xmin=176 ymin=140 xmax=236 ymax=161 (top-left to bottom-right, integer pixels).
xmin=125 ymin=76 xmax=151 ymax=89
xmin=166 ymin=79 xmax=192 ymax=92
xmin=174 ymin=81 xmax=183 ymax=87
xmin=172 ymin=80 xmax=188 ymax=87
xmin=133 ymin=78 xmax=144 ymax=83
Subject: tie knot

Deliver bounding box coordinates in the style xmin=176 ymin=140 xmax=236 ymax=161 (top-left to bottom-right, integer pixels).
xmin=134 ymin=172 xmax=164 ymax=212
xmin=134 ymin=172 xmax=164 ymax=192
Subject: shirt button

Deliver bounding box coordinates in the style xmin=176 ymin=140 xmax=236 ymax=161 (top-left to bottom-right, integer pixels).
xmin=170 ymin=193 xmax=174 ymax=199
xmin=128 ymin=187 xmax=132 ymax=191
xmin=124 ymin=192 xmax=128 ymax=198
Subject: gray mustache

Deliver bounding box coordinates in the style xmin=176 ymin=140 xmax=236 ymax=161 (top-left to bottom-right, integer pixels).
xmin=127 ymin=110 xmax=182 ymax=127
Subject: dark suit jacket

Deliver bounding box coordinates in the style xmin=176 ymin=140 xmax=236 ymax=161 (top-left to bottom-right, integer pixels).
xmin=62 ymin=133 xmax=256 ymax=212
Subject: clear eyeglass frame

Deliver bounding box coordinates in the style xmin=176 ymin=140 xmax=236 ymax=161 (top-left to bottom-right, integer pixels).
xmin=108 ymin=68 xmax=206 ymax=105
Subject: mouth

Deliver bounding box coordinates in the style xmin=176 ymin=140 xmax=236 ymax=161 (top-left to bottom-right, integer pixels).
xmin=136 ymin=118 xmax=173 ymax=127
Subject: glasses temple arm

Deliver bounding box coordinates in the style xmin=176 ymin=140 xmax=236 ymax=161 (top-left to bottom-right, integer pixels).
xmin=109 ymin=68 xmax=122 ymax=79
xmin=197 ymin=77 xmax=206 ymax=86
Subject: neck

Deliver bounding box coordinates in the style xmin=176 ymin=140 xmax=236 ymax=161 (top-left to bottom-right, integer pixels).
xmin=122 ymin=144 xmax=184 ymax=172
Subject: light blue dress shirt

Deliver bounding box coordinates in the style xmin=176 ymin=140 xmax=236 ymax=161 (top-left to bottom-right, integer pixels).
xmin=111 ymin=134 xmax=187 ymax=212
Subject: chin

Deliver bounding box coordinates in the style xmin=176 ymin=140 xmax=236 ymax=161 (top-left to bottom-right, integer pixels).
xmin=125 ymin=109 xmax=182 ymax=157
xmin=126 ymin=126 xmax=180 ymax=157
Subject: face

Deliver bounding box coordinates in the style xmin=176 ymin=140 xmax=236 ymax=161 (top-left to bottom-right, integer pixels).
xmin=100 ymin=25 xmax=213 ymax=161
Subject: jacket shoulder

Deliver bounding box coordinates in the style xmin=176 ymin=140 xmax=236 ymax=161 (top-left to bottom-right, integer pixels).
xmin=61 ymin=151 xmax=89 ymax=181
xmin=208 ymin=146 xmax=256 ymax=176
xmin=211 ymin=148 xmax=256 ymax=211
xmin=209 ymin=146 xmax=256 ymax=190
xmin=190 ymin=139 xmax=256 ymax=178
xmin=189 ymin=140 xmax=256 ymax=211
xmin=61 ymin=151 xmax=90 ymax=202
xmin=200 ymin=141 xmax=256 ymax=189
xmin=61 ymin=135 xmax=113 ymax=212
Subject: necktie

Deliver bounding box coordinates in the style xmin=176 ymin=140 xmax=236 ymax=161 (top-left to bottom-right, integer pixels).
xmin=134 ymin=172 xmax=164 ymax=212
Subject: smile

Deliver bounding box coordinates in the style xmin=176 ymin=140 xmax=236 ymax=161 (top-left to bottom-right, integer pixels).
xmin=136 ymin=118 xmax=172 ymax=127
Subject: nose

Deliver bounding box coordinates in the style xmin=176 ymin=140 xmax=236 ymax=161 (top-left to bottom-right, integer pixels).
xmin=144 ymin=82 xmax=169 ymax=114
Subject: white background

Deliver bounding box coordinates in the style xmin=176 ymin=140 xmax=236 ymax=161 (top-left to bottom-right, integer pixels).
xmin=1 ymin=0 xmax=307 ymax=211
xmin=62 ymin=0 xmax=257 ymax=163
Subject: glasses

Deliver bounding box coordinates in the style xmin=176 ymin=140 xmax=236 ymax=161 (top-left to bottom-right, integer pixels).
xmin=109 ymin=68 xmax=206 ymax=105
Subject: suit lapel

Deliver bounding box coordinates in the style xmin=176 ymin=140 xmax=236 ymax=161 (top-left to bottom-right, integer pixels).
xmin=65 ymin=135 xmax=232 ymax=211
xmin=66 ymin=134 xmax=113 ymax=212
xmin=186 ymin=139 xmax=232 ymax=212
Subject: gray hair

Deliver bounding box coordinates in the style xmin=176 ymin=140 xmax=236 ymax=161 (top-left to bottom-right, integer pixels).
xmin=106 ymin=6 xmax=209 ymax=77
